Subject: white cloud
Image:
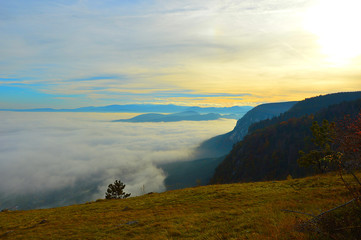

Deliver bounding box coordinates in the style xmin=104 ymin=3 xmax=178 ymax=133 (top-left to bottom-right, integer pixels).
xmin=0 ymin=112 xmax=235 ymax=209
xmin=0 ymin=1 xmax=315 ymax=91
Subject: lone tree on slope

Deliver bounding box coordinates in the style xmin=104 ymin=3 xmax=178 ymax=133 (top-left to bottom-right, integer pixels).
xmin=105 ymin=179 xmax=131 ymax=199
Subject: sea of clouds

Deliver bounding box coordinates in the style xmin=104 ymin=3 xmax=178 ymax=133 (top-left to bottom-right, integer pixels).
xmin=0 ymin=112 xmax=235 ymax=209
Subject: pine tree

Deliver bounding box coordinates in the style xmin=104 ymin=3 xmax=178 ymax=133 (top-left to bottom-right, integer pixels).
xmin=298 ymin=120 xmax=336 ymax=173
xmin=105 ymin=180 xmax=131 ymax=199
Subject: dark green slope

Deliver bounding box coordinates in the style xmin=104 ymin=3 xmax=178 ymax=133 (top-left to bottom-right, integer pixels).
xmin=249 ymin=91 xmax=361 ymax=133
xmin=195 ymin=101 xmax=297 ymax=158
xmin=211 ymin=94 xmax=361 ymax=184
xmin=158 ymin=157 xmax=224 ymax=190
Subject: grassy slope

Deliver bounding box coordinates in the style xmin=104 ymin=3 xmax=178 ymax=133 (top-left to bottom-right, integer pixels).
xmin=0 ymin=173 xmax=356 ymax=240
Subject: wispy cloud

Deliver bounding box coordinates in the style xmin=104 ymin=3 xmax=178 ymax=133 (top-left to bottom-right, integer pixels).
xmin=65 ymin=75 xmax=122 ymax=82
xmin=0 ymin=0 xmax=360 ymax=108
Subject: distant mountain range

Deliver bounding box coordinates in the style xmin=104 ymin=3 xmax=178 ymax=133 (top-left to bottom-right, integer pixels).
xmin=0 ymin=104 xmax=253 ymax=115
xmin=113 ymin=111 xmax=240 ymax=122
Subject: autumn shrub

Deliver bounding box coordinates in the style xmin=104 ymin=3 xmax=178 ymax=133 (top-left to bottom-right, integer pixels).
xmin=301 ymin=201 xmax=361 ymax=240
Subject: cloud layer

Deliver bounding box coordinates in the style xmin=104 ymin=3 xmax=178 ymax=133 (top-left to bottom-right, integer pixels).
xmin=0 ymin=112 xmax=235 ymax=209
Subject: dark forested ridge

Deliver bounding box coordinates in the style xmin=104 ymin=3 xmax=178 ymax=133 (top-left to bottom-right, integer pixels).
xmin=159 ymin=102 xmax=297 ymax=189
xmin=226 ymin=101 xmax=297 ymax=143
xmin=248 ymin=91 xmax=361 ymax=133
xmin=211 ymin=94 xmax=361 ymax=184
xmin=195 ymin=101 xmax=297 ymax=158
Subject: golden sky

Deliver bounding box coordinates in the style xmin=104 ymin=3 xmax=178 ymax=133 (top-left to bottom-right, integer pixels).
xmin=0 ymin=0 xmax=360 ymax=108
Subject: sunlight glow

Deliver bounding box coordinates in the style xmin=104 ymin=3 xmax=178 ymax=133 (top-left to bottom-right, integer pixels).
xmin=304 ymin=0 xmax=361 ymax=65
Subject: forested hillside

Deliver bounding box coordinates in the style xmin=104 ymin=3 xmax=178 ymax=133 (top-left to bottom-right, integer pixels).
xmin=195 ymin=101 xmax=296 ymax=157
xmin=211 ymin=94 xmax=361 ymax=184
xmin=249 ymin=91 xmax=361 ymax=133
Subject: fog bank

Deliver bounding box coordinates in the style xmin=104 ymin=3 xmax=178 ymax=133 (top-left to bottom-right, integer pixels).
xmin=0 ymin=112 xmax=235 ymax=209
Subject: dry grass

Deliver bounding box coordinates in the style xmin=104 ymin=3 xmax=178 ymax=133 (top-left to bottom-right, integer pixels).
xmin=0 ymin=172 xmax=357 ymax=239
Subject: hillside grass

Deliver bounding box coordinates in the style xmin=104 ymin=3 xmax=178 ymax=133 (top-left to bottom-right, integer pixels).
xmin=0 ymin=172 xmax=358 ymax=239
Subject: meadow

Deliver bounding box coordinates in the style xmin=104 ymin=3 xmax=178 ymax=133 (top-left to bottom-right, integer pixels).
xmin=0 ymin=172 xmax=357 ymax=239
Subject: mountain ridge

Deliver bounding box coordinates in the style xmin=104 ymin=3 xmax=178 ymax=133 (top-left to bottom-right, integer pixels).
xmin=211 ymin=92 xmax=361 ymax=184
xmin=194 ymin=101 xmax=297 ymax=158
xmin=249 ymin=91 xmax=361 ymax=133
xmin=113 ymin=111 xmax=241 ymax=122
xmin=0 ymin=104 xmax=252 ymax=114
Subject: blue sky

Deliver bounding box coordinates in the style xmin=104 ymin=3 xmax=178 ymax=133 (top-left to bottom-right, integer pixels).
xmin=1 ymin=0 xmax=360 ymax=108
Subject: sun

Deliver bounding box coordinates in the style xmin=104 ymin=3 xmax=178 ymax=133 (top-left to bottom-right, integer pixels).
xmin=304 ymin=0 xmax=361 ymax=65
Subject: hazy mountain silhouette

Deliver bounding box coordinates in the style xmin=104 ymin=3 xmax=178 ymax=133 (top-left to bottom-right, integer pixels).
xmin=0 ymin=104 xmax=252 ymax=115
xmin=113 ymin=111 xmax=242 ymax=122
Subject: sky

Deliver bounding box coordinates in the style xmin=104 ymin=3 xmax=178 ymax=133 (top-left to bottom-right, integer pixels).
xmin=0 ymin=112 xmax=236 ymax=209
xmin=1 ymin=0 xmax=361 ymax=108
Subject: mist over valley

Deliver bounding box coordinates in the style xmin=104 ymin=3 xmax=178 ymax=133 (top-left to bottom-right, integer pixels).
xmin=0 ymin=112 xmax=236 ymax=210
